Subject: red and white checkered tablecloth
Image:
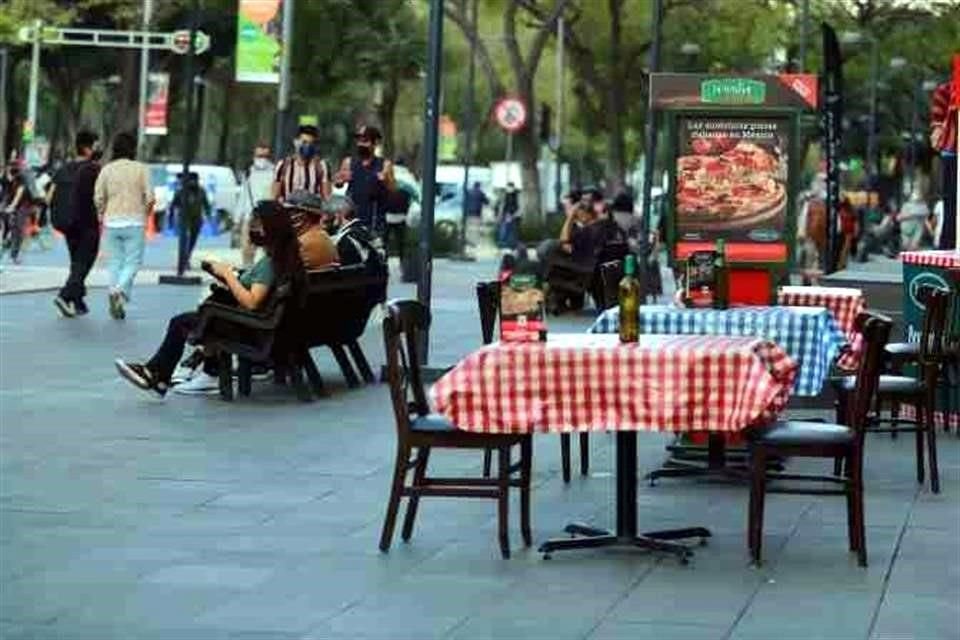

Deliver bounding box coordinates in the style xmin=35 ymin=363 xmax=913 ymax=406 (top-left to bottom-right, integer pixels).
xmin=431 ymin=334 xmax=797 ymax=435
xmin=900 ymin=250 xmax=960 ymax=269
xmin=778 ymin=285 xmax=865 ymax=370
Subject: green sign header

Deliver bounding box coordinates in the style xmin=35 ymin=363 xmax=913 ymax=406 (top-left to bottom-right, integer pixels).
xmin=700 ymin=78 xmax=766 ymax=105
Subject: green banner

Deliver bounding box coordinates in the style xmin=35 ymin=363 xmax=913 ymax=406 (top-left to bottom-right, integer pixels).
xmin=235 ymin=0 xmax=282 ymax=84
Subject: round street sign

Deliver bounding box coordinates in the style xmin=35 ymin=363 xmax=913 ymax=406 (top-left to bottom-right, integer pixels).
xmin=494 ymin=97 xmax=528 ymax=133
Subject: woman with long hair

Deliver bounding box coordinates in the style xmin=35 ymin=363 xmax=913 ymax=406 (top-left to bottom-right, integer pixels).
xmin=93 ymin=131 xmax=155 ymax=319
xmin=114 ymin=201 xmax=303 ymax=397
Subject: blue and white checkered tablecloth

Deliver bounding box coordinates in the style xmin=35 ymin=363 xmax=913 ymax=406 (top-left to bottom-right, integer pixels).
xmin=589 ymin=305 xmax=847 ymax=397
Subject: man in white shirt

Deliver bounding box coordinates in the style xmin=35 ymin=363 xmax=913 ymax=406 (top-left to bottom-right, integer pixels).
xmin=235 ymin=143 xmax=275 ymax=266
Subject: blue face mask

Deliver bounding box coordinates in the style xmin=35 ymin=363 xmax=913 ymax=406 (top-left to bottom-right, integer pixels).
xmin=297 ymin=141 xmax=316 ymax=159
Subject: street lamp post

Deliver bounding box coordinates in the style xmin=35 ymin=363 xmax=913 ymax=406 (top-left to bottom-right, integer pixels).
xmin=840 ymin=31 xmax=878 ymax=188
xmin=137 ymin=0 xmax=154 ymax=157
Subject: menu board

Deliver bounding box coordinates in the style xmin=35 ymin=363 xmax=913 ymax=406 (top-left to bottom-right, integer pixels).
xmin=684 ymin=251 xmax=719 ymax=308
xmin=675 ymin=117 xmax=789 ymax=244
xmin=500 ymin=274 xmax=547 ymax=342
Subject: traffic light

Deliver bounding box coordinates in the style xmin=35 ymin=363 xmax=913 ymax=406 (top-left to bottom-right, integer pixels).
xmin=540 ymin=103 xmax=552 ymax=143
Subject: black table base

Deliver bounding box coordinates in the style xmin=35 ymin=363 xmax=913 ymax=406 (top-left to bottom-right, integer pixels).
xmin=645 ymin=433 xmax=784 ymax=485
xmin=538 ymin=431 xmax=712 ymax=563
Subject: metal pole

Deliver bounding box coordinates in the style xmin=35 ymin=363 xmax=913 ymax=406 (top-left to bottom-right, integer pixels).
xmin=458 ymin=0 xmax=478 ymax=257
xmin=640 ymin=0 xmax=664 ymax=298
xmin=506 ymin=132 xmax=513 ymax=161
xmin=274 ymin=0 xmax=294 ymax=159
xmin=554 ymin=16 xmax=564 ymax=213
xmin=866 ymin=36 xmax=878 ymax=187
xmin=907 ymin=81 xmax=918 ymax=197
xmin=26 ymin=19 xmax=41 ymax=149
xmin=417 ymin=0 xmax=444 ymax=363
xmin=0 ymin=48 xmax=8 ymax=161
xmin=176 ymin=0 xmax=199 ymax=277
xmin=798 ymin=0 xmax=808 ymax=72
xmin=137 ymin=0 xmax=153 ymax=156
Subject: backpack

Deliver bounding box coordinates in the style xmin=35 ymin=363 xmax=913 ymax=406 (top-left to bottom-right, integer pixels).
xmin=50 ymin=162 xmax=81 ymax=232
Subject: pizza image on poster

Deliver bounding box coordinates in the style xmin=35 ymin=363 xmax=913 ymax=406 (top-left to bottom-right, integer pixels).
xmin=675 ymin=117 xmax=788 ymax=241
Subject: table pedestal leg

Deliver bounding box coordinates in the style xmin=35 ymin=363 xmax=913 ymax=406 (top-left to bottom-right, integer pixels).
xmin=539 ymin=432 xmax=711 ymax=563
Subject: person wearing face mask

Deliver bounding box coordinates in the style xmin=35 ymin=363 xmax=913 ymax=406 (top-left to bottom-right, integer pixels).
xmin=235 ymin=143 xmax=275 ymax=266
xmin=272 ymin=125 xmax=331 ymax=203
xmin=333 ymin=125 xmax=396 ymax=238
xmin=50 ymin=131 xmax=103 ymax=317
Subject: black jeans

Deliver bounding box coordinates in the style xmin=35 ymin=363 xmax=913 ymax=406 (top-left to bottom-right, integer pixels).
xmin=59 ymin=226 xmax=100 ymax=303
xmin=146 ymin=312 xmax=217 ymax=383
xmin=384 ymin=222 xmax=405 ymax=259
xmin=178 ymin=216 xmax=203 ymax=274
xmin=939 ymin=154 xmax=956 ymax=250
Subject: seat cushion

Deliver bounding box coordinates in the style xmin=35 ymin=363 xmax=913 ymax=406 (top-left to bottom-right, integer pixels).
xmin=752 ymin=420 xmax=855 ymax=447
xmin=410 ymin=413 xmax=457 ymax=432
xmin=833 ymin=374 xmax=924 ymax=395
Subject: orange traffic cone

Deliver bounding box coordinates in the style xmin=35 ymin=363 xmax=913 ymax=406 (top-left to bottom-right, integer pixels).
xmin=145 ymin=210 xmax=157 ymax=241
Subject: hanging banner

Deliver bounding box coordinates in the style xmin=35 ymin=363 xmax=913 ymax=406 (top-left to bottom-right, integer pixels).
xmin=821 ymin=23 xmax=844 ymax=272
xmin=235 ymin=0 xmax=282 ymax=83
xmin=144 ymin=72 xmax=170 ymax=136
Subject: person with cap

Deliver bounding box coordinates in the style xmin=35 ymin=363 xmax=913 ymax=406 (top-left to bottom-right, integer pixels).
xmin=272 ymin=124 xmax=331 ymax=203
xmin=283 ymin=190 xmax=339 ymax=270
xmin=333 ymin=125 xmax=395 ymax=238
xmin=170 ymin=172 xmax=211 ymax=276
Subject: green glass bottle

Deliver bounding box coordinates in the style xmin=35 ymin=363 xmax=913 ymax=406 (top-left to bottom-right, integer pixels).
xmin=619 ymin=254 xmax=641 ymax=343
xmin=714 ymin=238 xmax=728 ymax=309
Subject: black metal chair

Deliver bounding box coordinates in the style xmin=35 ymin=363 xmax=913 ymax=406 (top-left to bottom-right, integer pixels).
xmin=747 ymin=312 xmax=892 ymax=567
xmin=378 ymin=300 xmax=532 ymax=559
xmin=831 ymin=287 xmax=948 ymax=493
xmin=477 ymin=281 xmax=589 ymax=483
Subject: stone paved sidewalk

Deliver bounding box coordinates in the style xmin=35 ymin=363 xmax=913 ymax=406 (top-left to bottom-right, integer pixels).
xmin=1 ymin=255 xmax=957 ymax=640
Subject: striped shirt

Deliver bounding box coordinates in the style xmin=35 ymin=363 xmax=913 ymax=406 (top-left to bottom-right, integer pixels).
xmin=930 ymin=82 xmax=957 ymax=155
xmin=273 ymin=156 xmax=328 ymax=201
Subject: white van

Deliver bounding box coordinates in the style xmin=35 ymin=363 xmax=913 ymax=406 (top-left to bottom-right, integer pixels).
xmin=149 ymin=163 xmax=240 ymax=220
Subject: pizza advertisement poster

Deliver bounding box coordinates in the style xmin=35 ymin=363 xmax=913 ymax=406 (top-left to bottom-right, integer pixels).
xmin=499 ymin=274 xmax=547 ymax=343
xmin=684 ymin=251 xmax=719 ymax=308
xmin=675 ymin=116 xmax=789 ymax=244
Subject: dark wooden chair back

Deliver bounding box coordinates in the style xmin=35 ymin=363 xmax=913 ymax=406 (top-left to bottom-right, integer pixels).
xmin=598 ymin=260 xmax=625 ymax=310
xmin=476 ymin=281 xmax=500 ymax=345
xmin=917 ymin=286 xmax=950 ymax=367
xmin=849 ymin=312 xmax=893 ymax=432
xmin=383 ymin=300 xmax=431 ymax=434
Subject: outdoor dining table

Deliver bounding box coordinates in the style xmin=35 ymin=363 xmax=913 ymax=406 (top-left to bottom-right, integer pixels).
xmin=777 ymin=285 xmax=866 ymax=370
xmin=589 ymin=305 xmax=847 ymax=481
xmin=431 ymin=333 xmax=797 ymax=560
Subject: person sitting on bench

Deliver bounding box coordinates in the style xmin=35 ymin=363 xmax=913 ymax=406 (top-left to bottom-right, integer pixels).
xmin=283 ymin=190 xmax=339 ymax=269
xmin=113 ymin=201 xmax=303 ymax=398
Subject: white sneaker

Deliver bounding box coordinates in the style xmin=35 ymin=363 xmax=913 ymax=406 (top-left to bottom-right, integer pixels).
xmin=172 ymin=371 xmax=220 ymax=395
xmin=171 ymin=364 xmax=198 ymax=385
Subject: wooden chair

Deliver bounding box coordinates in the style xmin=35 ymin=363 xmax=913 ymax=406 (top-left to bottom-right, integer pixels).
xmin=832 ymin=287 xmax=948 ymax=493
xmin=476 ymin=281 xmax=588 ymax=483
xmin=379 ymin=300 xmax=532 ymax=559
xmin=747 ymin=312 xmax=892 ymax=567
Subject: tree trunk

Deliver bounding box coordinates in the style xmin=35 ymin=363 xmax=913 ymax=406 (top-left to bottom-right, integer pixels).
xmin=377 ymin=75 xmax=400 ymax=158
xmin=217 ymin=63 xmax=235 ymax=165
xmin=605 ymin=0 xmax=627 ymax=193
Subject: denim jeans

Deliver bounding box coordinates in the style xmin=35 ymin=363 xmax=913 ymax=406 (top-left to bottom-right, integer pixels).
xmin=104 ymin=224 xmax=145 ymax=300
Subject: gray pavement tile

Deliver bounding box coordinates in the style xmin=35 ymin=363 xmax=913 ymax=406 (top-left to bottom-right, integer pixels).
xmin=308 ymin=601 xmax=467 ymax=640
xmin=870 ymin=592 xmax=960 ymax=640
xmin=446 ymin=615 xmax=597 ymax=640
xmin=193 ymin=591 xmax=351 ymax=634
xmin=885 ymin=554 xmax=960 ymax=599
xmin=729 ymin=585 xmax=880 ymax=640
xmin=140 ymin=564 xmax=276 ymax=588
xmin=587 ymin=620 xmax=727 ymax=640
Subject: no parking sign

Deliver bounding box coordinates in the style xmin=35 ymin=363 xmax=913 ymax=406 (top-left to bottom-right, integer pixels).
xmin=493 ymin=96 xmax=528 ymax=133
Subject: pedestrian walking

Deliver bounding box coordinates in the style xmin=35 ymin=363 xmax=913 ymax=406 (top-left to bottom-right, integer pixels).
xmin=334 ymin=125 xmax=395 ymax=239
xmin=93 ymin=132 xmax=155 ymax=320
xmin=496 ymin=182 xmax=520 ymax=249
xmin=235 ymin=142 xmax=275 ymax=266
xmin=1 ymin=162 xmax=33 ymax=264
xmin=272 ymin=124 xmax=330 ymax=203
xmin=50 ymin=131 xmax=102 ymax=317
xmin=170 ymin=172 xmax=211 ymax=275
